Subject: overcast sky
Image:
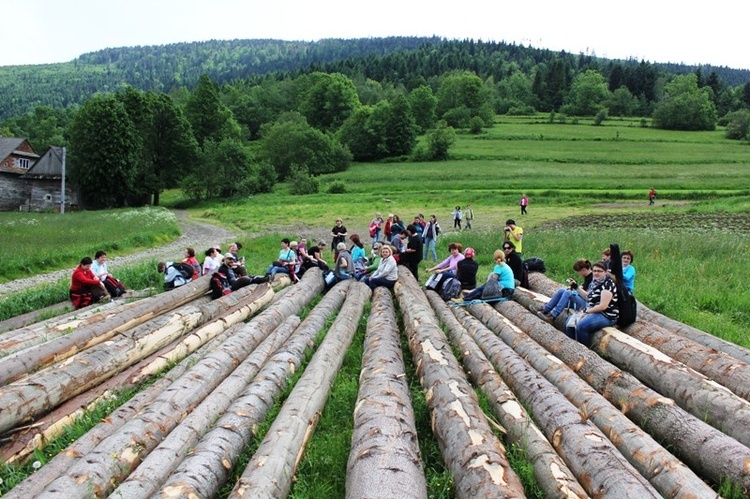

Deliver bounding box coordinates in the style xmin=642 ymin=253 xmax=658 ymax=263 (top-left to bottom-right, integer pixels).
xmin=2 ymin=0 xmax=747 ymax=70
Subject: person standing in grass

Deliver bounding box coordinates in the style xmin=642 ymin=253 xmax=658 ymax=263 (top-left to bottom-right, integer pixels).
xmin=649 ymin=188 xmax=656 ymax=205
xmin=330 ymin=218 xmax=348 ymax=254
xmin=452 ymin=205 xmax=463 ymax=229
xmin=504 ymin=219 xmax=524 ymax=254
xmin=520 ymin=194 xmax=529 ymax=215
xmin=422 ymin=215 xmax=440 ymax=262
xmin=404 ymin=224 xmax=424 ymax=280
xmin=465 ymin=203 xmax=474 ymax=229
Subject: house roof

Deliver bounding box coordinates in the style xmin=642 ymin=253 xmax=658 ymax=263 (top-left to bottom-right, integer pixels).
xmin=0 ymin=137 xmax=27 ymax=163
xmin=24 ymin=146 xmax=65 ymax=178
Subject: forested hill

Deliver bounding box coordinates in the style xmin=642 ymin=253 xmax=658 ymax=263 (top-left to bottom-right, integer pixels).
xmin=1 ymin=36 xmax=749 ymax=121
xmin=0 ymin=37 xmax=439 ymax=120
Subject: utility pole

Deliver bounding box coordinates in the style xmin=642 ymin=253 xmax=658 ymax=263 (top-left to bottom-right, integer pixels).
xmin=60 ymin=147 xmax=66 ymax=214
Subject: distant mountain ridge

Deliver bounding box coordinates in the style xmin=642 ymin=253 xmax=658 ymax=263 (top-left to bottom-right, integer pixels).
xmin=1 ymin=37 xmax=748 ymax=121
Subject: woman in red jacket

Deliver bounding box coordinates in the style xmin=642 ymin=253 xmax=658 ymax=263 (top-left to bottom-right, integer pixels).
xmin=70 ymin=257 xmax=108 ymax=309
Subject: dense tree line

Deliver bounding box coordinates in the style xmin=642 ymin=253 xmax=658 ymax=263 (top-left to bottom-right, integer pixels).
xmin=3 ymin=38 xmax=750 ymax=209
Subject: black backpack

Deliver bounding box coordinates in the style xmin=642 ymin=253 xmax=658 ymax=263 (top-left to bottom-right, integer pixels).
xmin=170 ymin=262 xmax=194 ymax=281
xmin=609 ymin=243 xmax=637 ymax=327
xmin=523 ymin=257 xmax=546 ymax=273
xmin=209 ymin=272 xmax=232 ymax=299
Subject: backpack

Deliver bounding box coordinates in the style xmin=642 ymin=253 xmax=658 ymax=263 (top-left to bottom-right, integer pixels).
xmin=481 ymin=277 xmax=503 ymax=300
xmin=440 ymin=277 xmax=462 ymax=301
xmin=170 ymin=262 xmax=195 ymax=281
xmin=103 ymin=275 xmax=126 ymax=298
xmin=425 ymin=273 xmax=445 ymax=292
xmin=609 ymin=243 xmax=637 ymax=327
xmin=209 ymin=272 xmax=232 ymax=299
xmin=523 ymin=257 xmax=546 ymax=273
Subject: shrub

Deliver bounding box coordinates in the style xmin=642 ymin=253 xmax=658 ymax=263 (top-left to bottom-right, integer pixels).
xmin=593 ymin=109 xmax=608 ymax=126
xmin=327 ymin=181 xmax=347 ymax=194
xmin=469 ymin=116 xmax=484 ymax=134
xmin=724 ymin=110 xmax=750 ymax=140
xmin=288 ymin=165 xmax=319 ymax=195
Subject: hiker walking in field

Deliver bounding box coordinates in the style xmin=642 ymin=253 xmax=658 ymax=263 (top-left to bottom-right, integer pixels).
xmin=649 ymin=188 xmax=656 ymax=205
xmin=452 ymin=206 xmax=462 ymax=229
xmin=465 ymin=203 xmax=474 ymax=229
xmin=520 ymin=194 xmax=529 ymax=215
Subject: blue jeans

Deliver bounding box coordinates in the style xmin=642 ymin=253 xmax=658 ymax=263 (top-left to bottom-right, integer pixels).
xmin=463 ymin=285 xmax=513 ymax=302
xmin=363 ymin=276 xmax=396 ymax=290
xmin=266 ymin=265 xmax=289 ymax=279
xmin=423 ymin=238 xmax=437 ymax=261
xmin=543 ymin=289 xmax=586 ymax=317
xmin=565 ymin=312 xmax=615 ymax=347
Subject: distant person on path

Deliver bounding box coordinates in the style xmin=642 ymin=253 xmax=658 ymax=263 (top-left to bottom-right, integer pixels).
xmin=504 ymin=219 xmax=524 ymax=254
xmin=465 ymin=204 xmax=474 ymax=229
xmin=369 ymin=212 xmax=384 ymax=244
xmin=452 ymin=206 xmax=463 ymax=229
xmin=520 ymin=194 xmax=529 ymax=215
xmin=70 ymin=257 xmax=108 ymax=309
xmin=331 ymin=218 xmax=348 ymax=254
xmin=649 ymin=188 xmax=656 ymax=205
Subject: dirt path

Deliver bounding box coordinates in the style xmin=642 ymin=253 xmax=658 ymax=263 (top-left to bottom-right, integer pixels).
xmin=0 ymin=210 xmax=240 ymax=297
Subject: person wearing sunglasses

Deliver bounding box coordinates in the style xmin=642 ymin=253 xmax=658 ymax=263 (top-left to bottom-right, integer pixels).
xmin=564 ymin=261 xmax=619 ymax=346
xmin=502 ymin=241 xmax=526 ymax=286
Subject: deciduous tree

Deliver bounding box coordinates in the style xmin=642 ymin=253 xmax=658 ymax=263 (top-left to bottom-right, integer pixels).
xmin=653 ymin=74 xmax=717 ymax=131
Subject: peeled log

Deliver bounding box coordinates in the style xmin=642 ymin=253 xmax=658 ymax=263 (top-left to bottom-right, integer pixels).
xmin=112 ymin=315 xmax=302 ymax=499
xmin=2 ymin=325 xmax=236 ymax=499
xmin=346 ymin=287 xmax=428 ymax=499
xmin=0 ymin=283 xmax=273 ymax=435
xmin=425 ymin=291 xmax=589 ymax=499
xmin=592 ymin=327 xmax=750 ymax=448
xmin=35 ymin=272 xmax=322 ymax=498
xmin=390 ymin=271 xmax=526 ymax=498
xmin=229 ymin=282 xmax=371 ymax=499
xmin=0 ymin=275 xmax=212 ymax=385
xmin=528 ymin=272 xmax=750 ymax=365
xmin=491 ymin=299 xmax=750 ymax=492
xmin=466 ymin=302 xmax=718 ymax=498
xmin=157 ymin=278 xmax=348 ymax=499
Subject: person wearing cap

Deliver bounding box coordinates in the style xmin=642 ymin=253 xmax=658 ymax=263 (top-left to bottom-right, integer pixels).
xmin=220 ymin=253 xmax=268 ymax=290
xmin=456 ymin=247 xmax=479 ymax=290
xmin=504 ymin=219 xmax=524 ymax=254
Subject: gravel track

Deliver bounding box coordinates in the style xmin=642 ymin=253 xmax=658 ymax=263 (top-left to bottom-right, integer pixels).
xmin=0 ymin=210 xmax=240 ymax=298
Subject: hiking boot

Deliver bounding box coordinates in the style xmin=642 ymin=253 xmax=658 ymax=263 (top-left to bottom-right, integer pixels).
xmin=535 ymin=311 xmax=554 ymax=323
xmin=529 ymin=303 xmax=544 ymax=314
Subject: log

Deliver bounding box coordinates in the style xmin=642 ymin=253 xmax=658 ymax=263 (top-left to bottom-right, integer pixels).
xmin=490 ymin=299 xmax=750 ymax=491
xmin=0 ymin=275 xmax=212 ymax=385
xmin=158 ymin=279 xmax=350 ymax=499
xmin=528 ymin=272 xmax=750 ymax=365
xmin=2 ymin=325 xmax=236 ymax=499
xmin=112 ymin=315 xmax=302 ymax=498
xmin=35 ymin=270 xmax=323 ymax=498
xmin=346 ymin=287 xmax=428 ymax=499
xmin=0 ymin=283 xmax=273 ymax=435
xmin=390 ymin=271 xmax=526 ymax=498
xmin=591 ymin=326 xmax=750 ymax=448
xmin=465 ymin=302 xmax=718 ymax=498
xmin=228 ymin=282 xmax=371 ymax=499
xmin=522 ymin=275 xmax=750 ymax=403
xmin=425 ymin=291 xmax=589 ymax=499
xmin=0 ymin=291 xmax=156 ymax=356
xmin=513 ymin=285 xmax=750 ymax=446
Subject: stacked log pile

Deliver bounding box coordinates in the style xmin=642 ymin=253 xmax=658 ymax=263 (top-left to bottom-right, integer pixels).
xmin=1 ymin=266 xmax=748 ymax=497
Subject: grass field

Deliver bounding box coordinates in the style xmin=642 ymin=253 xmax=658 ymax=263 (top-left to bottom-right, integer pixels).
xmin=1 ymin=115 xmax=749 ymax=497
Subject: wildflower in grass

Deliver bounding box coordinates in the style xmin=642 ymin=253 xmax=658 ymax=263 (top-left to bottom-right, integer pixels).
xmin=32 ymin=460 xmax=41 ymax=470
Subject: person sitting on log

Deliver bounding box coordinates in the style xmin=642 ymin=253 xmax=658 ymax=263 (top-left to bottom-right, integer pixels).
xmin=266 ymin=238 xmax=298 ymax=281
xmin=182 ymin=247 xmax=201 ymax=280
xmin=456 ymin=247 xmax=479 ymax=290
xmin=362 ymin=244 xmax=398 ymax=290
xmin=459 ymin=249 xmax=515 ymax=302
xmin=564 ymin=260 xmax=619 ymax=347
xmin=70 ymin=257 xmax=109 ymax=309
xmin=531 ymin=258 xmax=593 ymax=323
xmin=220 ymin=253 xmax=267 ymax=291
xmin=426 ymin=242 xmax=464 ymax=280
xmin=158 ymin=261 xmax=189 ymax=290
xmin=91 ymin=250 xmax=126 ymax=298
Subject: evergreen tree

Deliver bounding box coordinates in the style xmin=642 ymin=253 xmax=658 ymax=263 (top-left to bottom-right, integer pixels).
xmin=185 ymin=74 xmax=241 ymax=148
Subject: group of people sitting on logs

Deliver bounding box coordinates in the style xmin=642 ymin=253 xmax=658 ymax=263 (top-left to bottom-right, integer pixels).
xmin=69 ymin=250 xmax=126 ymax=309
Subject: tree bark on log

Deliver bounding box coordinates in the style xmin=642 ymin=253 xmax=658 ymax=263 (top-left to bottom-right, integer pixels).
xmin=35 ymin=271 xmax=323 ymax=498
xmin=0 ymin=283 xmax=273 ymax=435
xmin=425 ymin=291 xmax=589 ymax=499
xmin=112 ymin=315 xmax=302 ymax=498
xmin=514 ymin=284 xmax=750 ymax=445
xmin=0 ymin=292 xmax=158 ymax=356
xmin=389 ymin=271 xmax=526 ymax=498
xmin=346 ymin=287 xmax=428 ymax=499
xmin=591 ymin=327 xmax=750 ymax=448
xmin=528 ymin=272 xmax=750 ymax=365
xmin=157 ymin=280 xmax=350 ymax=499
xmin=229 ymin=282 xmax=371 ymax=499
xmin=2 ymin=325 xmax=237 ymax=499
xmin=465 ymin=302 xmax=718 ymax=498
xmin=0 ymin=275 xmax=212 ymax=386
xmin=489 ymin=299 xmax=750 ymax=492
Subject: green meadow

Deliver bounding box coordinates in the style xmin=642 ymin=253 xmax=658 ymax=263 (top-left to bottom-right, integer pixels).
xmin=1 ymin=115 xmax=749 ymax=497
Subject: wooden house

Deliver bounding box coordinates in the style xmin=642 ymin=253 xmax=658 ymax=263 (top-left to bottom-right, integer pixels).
xmin=0 ymin=138 xmax=79 ymax=211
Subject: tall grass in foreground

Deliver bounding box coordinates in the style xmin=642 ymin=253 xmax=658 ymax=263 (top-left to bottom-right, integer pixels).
xmin=0 ymin=207 xmax=180 ymax=282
